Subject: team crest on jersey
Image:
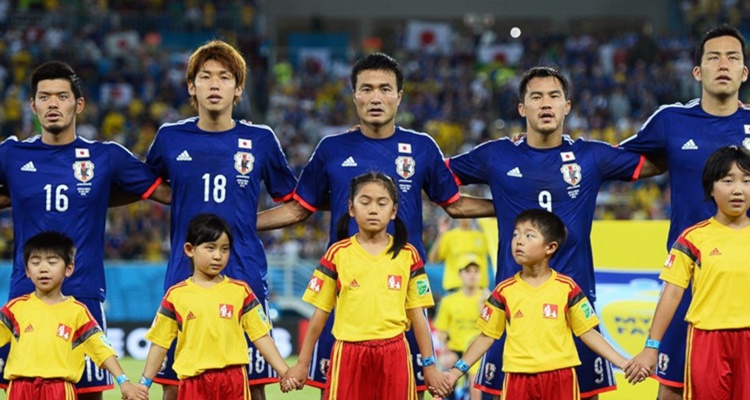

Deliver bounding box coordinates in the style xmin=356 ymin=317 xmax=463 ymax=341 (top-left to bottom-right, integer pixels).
xmin=743 ymin=137 xmax=750 ymax=150
xmin=56 ymin=323 xmax=72 ymax=341
xmin=658 ymin=353 xmax=670 ymax=372
xmin=219 ymin=304 xmax=234 ymax=319
xmin=542 ymin=303 xmax=559 ymax=319
xmin=72 ymin=161 xmax=95 ymax=183
xmin=484 ymin=363 xmax=496 ymax=382
xmin=480 ymin=305 xmax=493 ymax=321
xmin=395 ymin=156 xmax=415 ymax=179
xmin=560 ymin=163 xmax=581 ymax=186
xmin=234 ymin=152 xmax=254 ymax=175
xmin=387 ymin=275 xmax=403 ymax=290
xmin=308 ymin=276 xmax=323 ymax=293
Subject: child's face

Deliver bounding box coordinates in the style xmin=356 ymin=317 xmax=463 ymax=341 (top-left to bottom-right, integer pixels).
xmin=349 ymin=182 xmax=397 ymax=234
xmin=459 ymin=264 xmax=481 ymax=288
xmin=511 ymin=221 xmax=556 ymax=266
xmin=712 ymin=162 xmax=750 ymax=218
xmin=25 ymin=252 xmax=73 ymax=293
xmin=184 ymin=233 xmax=231 ymax=280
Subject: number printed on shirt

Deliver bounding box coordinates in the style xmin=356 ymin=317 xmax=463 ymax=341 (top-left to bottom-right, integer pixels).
xmin=202 ymin=173 xmax=226 ymax=203
xmin=44 ymin=184 xmax=69 ymax=212
xmin=538 ymin=190 xmax=552 ymax=212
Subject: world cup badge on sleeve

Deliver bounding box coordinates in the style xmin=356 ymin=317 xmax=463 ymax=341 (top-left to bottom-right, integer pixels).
xmin=234 ymin=152 xmax=255 ymax=175
xmin=560 ymin=163 xmax=582 ymax=187
xmin=395 ymin=156 xmax=415 ymax=179
xmin=72 ymin=160 xmax=95 ymax=183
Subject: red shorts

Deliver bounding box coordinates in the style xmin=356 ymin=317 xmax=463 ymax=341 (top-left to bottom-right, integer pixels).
xmin=685 ymin=326 xmax=750 ymax=400
xmin=7 ymin=377 xmax=77 ymax=400
xmin=325 ymin=335 xmax=415 ymax=400
xmin=178 ymin=365 xmax=248 ymax=400
xmin=502 ymin=367 xmax=579 ymax=400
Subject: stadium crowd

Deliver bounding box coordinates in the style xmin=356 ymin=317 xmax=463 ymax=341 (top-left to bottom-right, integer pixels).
xmin=0 ymin=0 xmax=747 ymax=260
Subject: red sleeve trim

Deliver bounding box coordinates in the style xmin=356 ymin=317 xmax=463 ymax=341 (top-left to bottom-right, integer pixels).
xmin=631 ymin=155 xmax=646 ymax=181
xmin=141 ymin=177 xmax=164 ymax=200
xmin=436 ymin=191 xmax=461 ymax=207
xmin=292 ymin=192 xmax=318 ymax=212
xmin=445 ymin=158 xmax=463 ymax=186
xmin=272 ymin=191 xmax=294 ymax=203
xmin=72 ymin=320 xmax=99 ymax=343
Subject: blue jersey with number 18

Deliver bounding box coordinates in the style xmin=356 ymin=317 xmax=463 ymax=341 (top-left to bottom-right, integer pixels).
xmin=0 ymin=135 xmax=162 ymax=301
xmin=146 ymin=118 xmax=297 ymax=298
xmin=448 ymin=136 xmax=643 ymax=301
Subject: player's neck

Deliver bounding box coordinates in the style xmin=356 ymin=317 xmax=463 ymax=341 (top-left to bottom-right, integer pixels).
xmin=190 ymin=272 xmax=224 ymax=288
xmin=41 ymin=130 xmax=76 ymax=146
xmin=525 ymin=131 xmax=562 ymax=149
xmin=461 ymin=286 xmax=479 ymax=296
xmin=700 ymin=93 xmax=740 ymax=116
xmin=355 ymin=231 xmax=390 ymax=256
xmin=519 ymin=264 xmax=552 ymax=287
xmin=713 ymin=212 xmax=750 ymax=230
xmin=359 ymin=122 xmax=396 ymax=139
xmin=196 ymin=110 xmax=236 ymax=132
xmin=34 ymin=288 xmax=67 ymax=305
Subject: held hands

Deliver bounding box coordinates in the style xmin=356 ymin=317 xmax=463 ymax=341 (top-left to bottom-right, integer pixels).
xmin=623 ymin=348 xmax=658 ymax=384
xmin=120 ymin=381 xmax=148 ymax=400
xmin=279 ymin=363 xmax=308 ymax=392
xmin=424 ymin=365 xmax=452 ymax=398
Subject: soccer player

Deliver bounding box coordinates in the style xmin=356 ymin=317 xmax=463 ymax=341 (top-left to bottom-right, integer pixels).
xmin=445 ymin=210 xmax=639 ymax=400
xmin=284 ymin=172 xmax=451 ymax=399
xmin=447 ymin=66 xmax=659 ymax=399
xmin=0 ymin=61 xmax=169 ymax=400
xmin=145 ymin=40 xmax=297 ymax=400
xmin=625 ymin=146 xmax=750 ymax=399
xmin=619 ymin=24 xmax=750 ymax=400
xmin=0 ymin=232 xmax=145 ymax=400
xmin=139 ymin=214 xmax=294 ymax=398
xmin=257 ymin=52 xmax=494 ymax=395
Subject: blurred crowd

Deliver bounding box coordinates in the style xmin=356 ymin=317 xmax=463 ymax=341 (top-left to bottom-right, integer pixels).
xmin=0 ymin=0 xmax=747 ymax=261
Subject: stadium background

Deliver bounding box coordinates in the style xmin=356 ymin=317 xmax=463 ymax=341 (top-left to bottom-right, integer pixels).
xmin=0 ymin=0 xmax=746 ymax=398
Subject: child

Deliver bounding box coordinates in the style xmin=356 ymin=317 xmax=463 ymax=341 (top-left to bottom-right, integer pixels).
xmin=0 ymin=232 xmax=144 ymax=400
xmin=625 ymin=146 xmax=750 ymax=398
xmin=433 ymin=255 xmax=486 ymax=400
xmin=284 ymin=172 xmax=452 ymax=399
xmin=138 ymin=214 xmax=293 ymax=399
xmin=445 ymin=209 xmax=643 ymax=400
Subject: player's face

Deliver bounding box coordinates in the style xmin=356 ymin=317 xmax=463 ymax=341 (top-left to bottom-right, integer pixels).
xmin=518 ymin=76 xmax=570 ymax=136
xmin=353 ymin=69 xmax=402 ymax=129
xmin=185 ymin=233 xmax=231 ymax=281
xmin=511 ymin=221 xmax=557 ymax=267
xmin=30 ymin=79 xmax=84 ymax=136
xmin=188 ymin=59 xmax=242 ymax=115
xmin=349 ymin=182 xmax=397 ymax=235
xmin=459 ymin=265 xmax=481 ymax=288
xmin=694 ymin=35 xmax=748 ymax=99
xmin=711 ymin=162 xmax=750 ymax=220
xmin=25 ymin=252 xmax=74 ymax=295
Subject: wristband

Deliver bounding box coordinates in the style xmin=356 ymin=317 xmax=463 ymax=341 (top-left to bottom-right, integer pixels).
xmin=115 ymin=374 xmax=130 ymax=386
xmin=645 ymin=337 xmax=661 ymax=349
xmin=139 ymin=376 xmax=153 ymax=388
xmin=422 ymin=356 xmax=436 ymax=367
xmin=453 ymin=359 xmax=470 ymax=373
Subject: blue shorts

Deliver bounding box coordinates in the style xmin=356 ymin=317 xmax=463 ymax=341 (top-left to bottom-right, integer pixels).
xmin=308 ymin=311 xmax=428 ymax=391
xmin=0 ymin=297 xmax=114 ymax=394
xmin=474 ymin=325 xmax=616 ymax=398
xmin=153 ymin=297 xmax=278 ymax=387
xmin=654 ymin=285 xmax=691 ymax=388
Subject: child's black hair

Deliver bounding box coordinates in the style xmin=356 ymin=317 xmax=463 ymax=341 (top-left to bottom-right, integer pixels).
xmin=702 ymin=145 xmax=750 ymax=204
xmin=23 ymin=231 xmax=76 ymax=266
xmin=514 ymin=209 xmax=567 ymax=258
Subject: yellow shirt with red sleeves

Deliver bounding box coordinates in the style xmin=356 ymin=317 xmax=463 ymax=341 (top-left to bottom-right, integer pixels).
xmin=0 ymin=293 xmax=116 ymax=382
xmin=433 ymin=290 xmax=483 ymax=352
xmin=302 ymin=235 xmax=435 ymax=342
xmin=476 ymin=270 xmax=599 ymax=373
xmin=660 ymin=218 xmax=750 ymax=330
xmin=146 ymin=277 xmax=271 ymax=379
xmin=436 ymin=228 xmax=490 ymax=291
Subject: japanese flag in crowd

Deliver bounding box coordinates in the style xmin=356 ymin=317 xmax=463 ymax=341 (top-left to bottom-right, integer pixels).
xmin=105 ymin=31 xmax=141 ymax=57
xmin=405 ymin=20 xmax=452 ymax=54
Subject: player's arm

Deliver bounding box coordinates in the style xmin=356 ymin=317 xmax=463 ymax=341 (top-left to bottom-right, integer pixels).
xmin=636 ymin=154 xmax=667 ymax=178
xmin=256 ymin=199 xmax=313 ymax=231
xmin=253 ymin=334 xmax=290 ymax=377
xmin=445 ymin=333 xmax=495 ymax=386
xmin=407 ymin=307 xmax=452 ymax=398
xmin=140 ymin=343 xmax=169 ymax=385
xmin=286 ymin=307 xmax=329 ymax=388
xmin=108 ymin=181 xmax=171 ymax=207
xmin=100 ymin=355 xmax=147 ymax=400
xmin=442 ymin=195 xmax=495 ymax=219
xmin=579 ymin=329 xmax=628 ymax=369
xmin=0 ymin=186 xmax=10 ymax=209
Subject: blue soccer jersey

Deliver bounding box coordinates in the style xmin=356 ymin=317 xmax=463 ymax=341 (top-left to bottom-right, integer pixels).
xmin=293 ymin=127 xmax=460 ymax=259
xmin=0 ymin=136 xmax=162 ymax=300
xmin=620 ymin=99 xmax=750 ymax=248
xmin=146 ymin=118 xmax=297 ymax=298
xmin=449 ymin=136 xmax=643 ymax=301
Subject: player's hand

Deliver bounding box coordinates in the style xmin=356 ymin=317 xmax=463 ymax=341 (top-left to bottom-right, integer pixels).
xmin=120 ymin=381 xmax=148 ymax=400
xmin=624 ymin=348 xmax=657 ymax=384
xmin=285 ymin=363 xmax=309 ymax=390
xmin=510 ymin=132 xmax=526 ymax=143
xmin=346 ymin=124 xmax=361 ymax=132
xmin=424 ymin=365 xmax=452 ymax=398
xmin=445 ymin=368 xmax=461 ymax=387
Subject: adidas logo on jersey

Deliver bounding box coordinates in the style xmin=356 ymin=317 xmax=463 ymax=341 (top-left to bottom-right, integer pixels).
xmin=187 ymin=312 xmax=196 ymax=320
xmin=514 ymin=310 xmax=524 ymax=319
xmin=506 ymin=167 xmax=523 ymax=178
xmin=341 ymin=157 xmax=357 ymax=167
xmin=20 ymin=162 xmax=37 ymax=172
xmin=349 ymin=279 xmax=360 ymax=289
xmin=710 ymin=248 xmax=721 ymax=256
xmin=24 ymin=324 xmax=33 ymax=333
xmin=176 ymin=151 xmax=192 ymax=161
xmin=681 ymin=140 xmax=698 ymax=150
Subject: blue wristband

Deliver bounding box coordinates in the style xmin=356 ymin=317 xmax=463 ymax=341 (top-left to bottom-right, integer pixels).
xmin=139 ymin=376 xmax=153 ymax=388
xmin=453 ymin=359 xmax=470 ymax=373
xmin=115 ymin=374 xmax=130 ymax=386
xmin=645 ymin=337 xmax=661 ymax=349
xmin=422 ymin=356 xmax=436 ymax=367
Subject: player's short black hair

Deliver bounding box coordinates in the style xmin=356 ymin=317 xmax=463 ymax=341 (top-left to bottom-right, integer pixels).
xmin=30 ymin=61 xmax=83 ymax=100
xmin=702 ymin=145 xmax=750 ymax=204
xmin=514 ymin=209 xmax=567 ymax=258
xmin=518 ymin=66 xmax=570 ymax=102
xmin=23 ymin=231 xmax=76 ymax=266
xmin=350 ymin=52 xmax=404 ymax=92
xmin=186 ymin=213 xmax=234 ymax=248
xmin=694 ymin=24 xmax=747 ymax=66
